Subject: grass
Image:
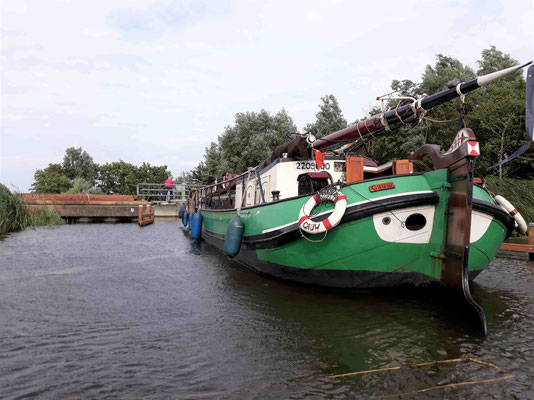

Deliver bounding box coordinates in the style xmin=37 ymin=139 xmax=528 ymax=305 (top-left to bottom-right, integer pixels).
xmin=0 ymin=183 xmax=64 ymax=236
xmin=484 ymin=176 xmax=534 ymax=224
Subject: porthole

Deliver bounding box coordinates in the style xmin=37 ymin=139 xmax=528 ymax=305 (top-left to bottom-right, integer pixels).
xmin=405 ymin=213 xmax=427 ymax=231
xmin=382 ymin=217 xmax=391 ymax=225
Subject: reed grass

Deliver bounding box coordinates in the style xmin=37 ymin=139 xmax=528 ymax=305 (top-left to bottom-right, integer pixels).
xmin=0 ymin=184 xmax=63 ymax=236
xmin=484 ymin=176 xmax=534 ymax=224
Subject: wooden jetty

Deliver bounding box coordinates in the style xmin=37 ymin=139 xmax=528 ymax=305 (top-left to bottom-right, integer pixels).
xmin=499 ymin=223 xmax=534 ymax=260
xmin=22 ymin=194 xmax=155 ymax=226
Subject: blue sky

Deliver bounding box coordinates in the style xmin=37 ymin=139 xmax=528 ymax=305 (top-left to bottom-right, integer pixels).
xmin=1 ymin=0 xmax=533 ymax=191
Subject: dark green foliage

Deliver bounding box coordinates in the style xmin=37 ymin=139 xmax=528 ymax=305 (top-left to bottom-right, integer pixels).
xmin=31 ymin=163 xmax=72 ymax=193
xmin=484 ymin=176 xmax=534 ymax=224
xmin=66 ymin=178 xmax=103 ymax=194
xmin=189 ymin=109 xmax=297 ymax=184
xmin=304 ymin=94 xmax=348 ymax=138
xmin=367 ymin=48 xmax=532 ymax=179
xmin=62 ymin=147 xmax=97 ymax=184
xmin=0 ymin=184 xmax=63 ymax=236
xmin=97 ymin=161 xmax=171 ymax=194
xmin=31 ymin=146 xmax=171 ymax=195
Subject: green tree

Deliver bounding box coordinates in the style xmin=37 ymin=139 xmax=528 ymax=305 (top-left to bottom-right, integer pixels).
xmin=217 ymin=109 xmax=296 ymax=178
xmin=367 ymin=48 xmax=531 ymax=179
xmin=470 ymin=46 xmax=531 ymax=178
xmin=65 ymin=177 xmax=103 ymax=194
xmin=304 ymin=95 xmax=348 ymax=138
xmin=31 ymin=163 xmax=72 ymax=193
xmin=97 ymin=161 xmax=172 ymax=194
xmin=62 ymin=147 xmax=97 ymax=183
xmin=97 ymin=161 xmax=139 ymax=194
xmin=136 ymin=162 xmax=171 ymax=185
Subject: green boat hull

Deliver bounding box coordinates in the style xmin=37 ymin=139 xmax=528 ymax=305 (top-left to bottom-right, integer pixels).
xmin=199 ymin=170 xmax=513 ymax=289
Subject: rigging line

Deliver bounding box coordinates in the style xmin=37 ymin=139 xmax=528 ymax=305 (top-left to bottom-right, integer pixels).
xmin=343 ymin=184 xmax=405 ymax=227
xmin=422 ymin=116 xmax=460 ymax=124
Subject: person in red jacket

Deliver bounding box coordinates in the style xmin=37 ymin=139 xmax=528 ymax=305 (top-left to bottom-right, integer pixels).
xmin=164 ymin=176 xmax=174 ymax=201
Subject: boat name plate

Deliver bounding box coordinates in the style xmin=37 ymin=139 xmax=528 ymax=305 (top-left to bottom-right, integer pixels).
xmin=369 ymin=182 xmax=395 ymax=192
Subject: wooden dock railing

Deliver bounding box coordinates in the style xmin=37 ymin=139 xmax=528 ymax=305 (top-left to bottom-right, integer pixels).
xmin=499 ymin=223 xmax=534 ymax=260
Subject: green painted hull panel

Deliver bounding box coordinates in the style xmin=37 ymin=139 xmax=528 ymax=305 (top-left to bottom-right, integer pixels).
xmin=199 ymin=171 xmax=513 ymax=288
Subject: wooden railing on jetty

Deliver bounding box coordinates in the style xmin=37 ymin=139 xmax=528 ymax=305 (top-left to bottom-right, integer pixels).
xmin=22 ymin=194 xmax=154 ymax=225
xmin=499 ymin=223 xmax=534 ymax=260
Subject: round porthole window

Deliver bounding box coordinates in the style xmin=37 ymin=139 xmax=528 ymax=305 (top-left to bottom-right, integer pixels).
xmin=382 ymin=217 xmax=391 ymax=225
xmin=405 ymin=213 xmax=427 ymax=231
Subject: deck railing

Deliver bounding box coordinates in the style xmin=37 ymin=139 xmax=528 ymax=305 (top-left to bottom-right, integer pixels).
xmin=136 ymin=183 xmax=189 ymax=204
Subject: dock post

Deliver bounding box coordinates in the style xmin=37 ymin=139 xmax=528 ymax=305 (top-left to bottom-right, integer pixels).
xmin=138 ymin=203 xmax=155 ymax=226
xmin=530 ymin=223 xmax=534 ymax=261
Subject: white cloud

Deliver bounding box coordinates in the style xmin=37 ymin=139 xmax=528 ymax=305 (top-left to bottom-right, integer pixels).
xmin=1 ymin=0 xmax=533 ymax=190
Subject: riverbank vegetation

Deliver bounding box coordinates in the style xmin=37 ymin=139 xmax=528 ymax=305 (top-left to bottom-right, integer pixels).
xmin=31 ymin=147 xmax=172 ymax=195
xmin=484 ymin=177 xmax=534 ymax=223
xmin=0 ymin=184 xmax=63 ymax=236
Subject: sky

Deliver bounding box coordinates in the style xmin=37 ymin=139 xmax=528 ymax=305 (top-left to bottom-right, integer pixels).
xmin=1 ymin=0 xmax=533 ymax=191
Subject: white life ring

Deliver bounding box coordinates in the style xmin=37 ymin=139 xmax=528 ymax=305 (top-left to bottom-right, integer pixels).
xmin=494 ymin=195 xmax=528 ymax=234
xmin=298 ymin=191 xmax=347 ymax=234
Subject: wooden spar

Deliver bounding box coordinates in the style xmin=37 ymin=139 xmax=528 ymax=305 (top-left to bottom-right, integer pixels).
xmin=312 ymin=61 xmax=532 ymax=151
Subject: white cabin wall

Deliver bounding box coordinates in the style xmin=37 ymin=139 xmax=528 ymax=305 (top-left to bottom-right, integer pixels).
xmin=265 ymin=160 xmax=345 ymax=201
xmin=232 ymin=159 xmax=347 ymax=208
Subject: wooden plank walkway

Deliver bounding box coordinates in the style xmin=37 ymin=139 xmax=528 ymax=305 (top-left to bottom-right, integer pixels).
xmin=499 ymin=223 xmax=534 ymax=260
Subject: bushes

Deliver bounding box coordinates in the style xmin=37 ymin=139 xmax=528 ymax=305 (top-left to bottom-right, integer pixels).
xmin=0 ymin=184 xmax=63 ymax=236
xmin=484 ymin=176 xmax=534 ymax=224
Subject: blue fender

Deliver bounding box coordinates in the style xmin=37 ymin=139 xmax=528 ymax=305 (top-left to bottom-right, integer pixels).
xmin=191 ymin=212 xmax=203 ymax=241
xmin=182 ymin=211 xmax=188 ymax=227
xmin=178 ymin=203 xmax=186 ymax=219
xmin=224 ymin=215 xmax=244 ymax=258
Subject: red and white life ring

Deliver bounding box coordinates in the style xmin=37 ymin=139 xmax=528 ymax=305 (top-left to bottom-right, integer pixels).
xmin=298 ymin=191 xmax=347 ymax=234
xmin=494 ymin=195 xmax=528 ymax=234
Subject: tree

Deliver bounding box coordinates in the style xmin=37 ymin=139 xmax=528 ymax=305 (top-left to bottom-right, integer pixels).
xmin=470 ymin=47 xmax=529 ymax=178
xmin=136 ymin=162 xmax=171 ymax=185
xmin=304 ymin=95 xmax=348 ymax=138
xmin=97 ymin=161 xmax=172 ymax=194
xmin=217 ymin=109 xmax=297 ymax=177
xmin=65 ymin=177 xmax=103 ymax=194
xmin=366 ymin=48 xmax=532 ymax=179
xmin=31 ymin=163 xmax=72 ymax=193
xmin=62 ymin=147 xmax=97 ymax=184
xmin=97 ymin=161 xmax=139 ymax=194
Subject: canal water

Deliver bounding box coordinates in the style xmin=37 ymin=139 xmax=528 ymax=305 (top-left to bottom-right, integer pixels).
xmin=1 ymin=221 xmax=533 ymax=399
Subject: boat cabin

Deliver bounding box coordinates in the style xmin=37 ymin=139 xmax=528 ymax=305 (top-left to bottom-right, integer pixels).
xmin=197 ymin=153 xmax=413 ymax=210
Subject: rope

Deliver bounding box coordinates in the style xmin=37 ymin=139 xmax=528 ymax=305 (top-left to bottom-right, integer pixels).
xmin=422 ymin=116 xmax=460 ymax=124
xmin=344 ymin=184 xmax=405 ymax=227
xmin=380 ymin=110 xmax=392 ymax=132
xmin=364 ymin=118 xmax=376 ymax=138
xmin=394 ymin=101 xmax=405 ymax=125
